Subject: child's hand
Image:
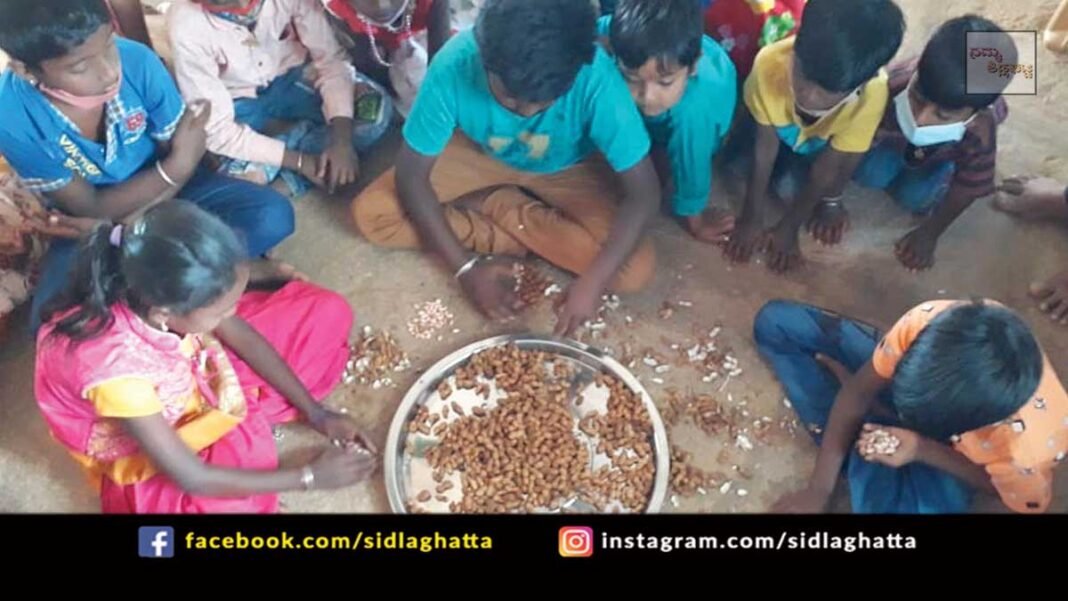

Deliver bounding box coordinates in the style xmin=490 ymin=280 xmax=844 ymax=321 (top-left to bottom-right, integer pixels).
xmin=807 ymin=199 xmax=849 ymax=246
xmin=30 ymin=212 xmax=102 ymax=239
xmin=766 ymin=222 xmax=803 ymax=273
xmin=458 ymin=257 xmax=525 ymax=320
xmin=723 ymin=215 xmax=766 ymax=263
xmin=895 ymin=226 xmax=938 ymax=272
xmin=771 ymin=486 xmax=831 ymax=513
xmin=307 ymin=446 xmax=377 ymax=489
xmin=168 ymin=100 xmax=211 ymax=176
xmin=554 ymin=277 xmax=601 ymax=338
xmin=293 ymin=153 xmax=327 ymax=188
xmin=318 ymin=141 xmax=360 ymax=194
xmin=309 ymin=407 xmax=377 ymax=454
xmin=856 ymin=424 xmax=920 ymax=468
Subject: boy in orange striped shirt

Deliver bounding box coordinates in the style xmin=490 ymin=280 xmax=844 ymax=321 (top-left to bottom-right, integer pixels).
xmin=755 ymin=298 xmax=1066 ymax=513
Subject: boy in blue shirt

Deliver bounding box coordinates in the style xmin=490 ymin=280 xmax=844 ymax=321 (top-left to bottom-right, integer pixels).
xmin=0 ymin=0 xmax=296 ymax=330
xmin=352 ymin=0 xmax=662 ymax=336
xmin=600 ymin=0 xmax=738 ymax=243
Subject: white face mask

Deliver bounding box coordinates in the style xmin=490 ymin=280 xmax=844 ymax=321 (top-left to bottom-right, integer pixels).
xmin=894 ymin=85 xmax=973 ymax=147
xmin=795 ymin=87 xmax=860 ymax=122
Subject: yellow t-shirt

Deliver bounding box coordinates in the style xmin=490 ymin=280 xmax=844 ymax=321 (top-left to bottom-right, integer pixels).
xmin=743 ymin=36 xmax=889 ymax=154
xmin=873 ymin=300 xmax=1068 ymax=513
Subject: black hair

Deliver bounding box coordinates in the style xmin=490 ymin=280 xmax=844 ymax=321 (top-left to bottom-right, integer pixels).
xmin=0 ymin=0 xmax=111 ymax=68
xmin=476 ymin=0 xmax=597 ymax=103
xmin=794 ymin=0 xmax=906 ymax=92
xmin=917 ymin=15 xmax=1015 ymax=111
xmin=609 ymin=0 xmax=703 ymax=73
xmin=45 ymin=200 xmax=247 ymax=343
xmin=891 ymin=301 xmax=1043 ymax=441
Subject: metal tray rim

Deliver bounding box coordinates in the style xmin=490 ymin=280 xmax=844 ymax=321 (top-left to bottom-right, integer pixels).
xmin=383 ymin=333 xmax=670 ymax=514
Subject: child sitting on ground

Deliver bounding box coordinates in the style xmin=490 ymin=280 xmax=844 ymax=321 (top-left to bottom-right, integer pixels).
xmin=167 ymin=0 xmax=393 ymax=195
xmin=600 ymin=0 xmax=738 ymax=243
xmin=755 ymin=298 xmax=1066 ymax=513
xmin=723 ymin=0 xmax=904 ymax=273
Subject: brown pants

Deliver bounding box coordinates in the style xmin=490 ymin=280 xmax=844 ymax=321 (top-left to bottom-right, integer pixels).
xmin=350 ymin=136 xmax=655 ymax=292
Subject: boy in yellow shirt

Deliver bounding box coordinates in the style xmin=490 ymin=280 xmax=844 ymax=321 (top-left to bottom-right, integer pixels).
xmin=724 ymin=0 xmax=904 ymax=272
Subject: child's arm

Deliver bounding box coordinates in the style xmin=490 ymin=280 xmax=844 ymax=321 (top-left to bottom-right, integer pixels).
xmin=765 ymin=148 xmax=862 ymax=272
xmin=213 ymin=315 xmax=375 ymax=451
xmin=894 ymin=185 xmax=978 ymax=271
xmin=168 ymin=32 xmax=320 ymax=184
xmin=665 ymin=105 xmax=732 ymax=220
xmin=774 ymin=359 xmax=889 ymax=512
xmin=318 ymin=115 xmax=359 ymax=193
xmin=294 ymin=2 xmax=363 ymax=192
xmin=857 ymin=424 xmax=997 ymax=495
xmin=894 ymin=105 xmax=1000 ymax=271
xmin=914 ymin=437 xmax=997 ymax=494
xmin=43 ymin=101 xmax=212 ymax=222
xmin=427 ymin=0 xmax=452 ymax=58
xmin=124 ymin=414 xmax=375 ymax=496
xmin=394 ymin=143 xmax=524 ymax=319
xmin=724 ymin=122 xmax=779 ymax=262
xmin=554 ymin=157 xmax=660 ymax=336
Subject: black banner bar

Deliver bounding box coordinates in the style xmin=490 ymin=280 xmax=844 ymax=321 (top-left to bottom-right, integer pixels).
xmin=4 ymin=514 xmax=1065 ymax=565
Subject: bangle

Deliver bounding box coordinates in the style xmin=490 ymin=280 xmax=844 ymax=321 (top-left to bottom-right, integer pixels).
xmin=155 ymin=160 xmax=178 ymax=187
xmin=300 ymin=466 xmax=315 ymax=491
xmin=454 ymin=254 xmax=483 ymax=281
xmin=818 ymin=196 xmax=844 ymax=212
xmin=296 ymin=153 xmax=304 ymax=173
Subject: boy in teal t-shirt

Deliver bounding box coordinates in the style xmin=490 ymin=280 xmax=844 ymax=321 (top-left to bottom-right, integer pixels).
xmin=600 ymin=0 xmax=737 ymax=243
xmin=352 ymin=0 xmax=662 ymax=337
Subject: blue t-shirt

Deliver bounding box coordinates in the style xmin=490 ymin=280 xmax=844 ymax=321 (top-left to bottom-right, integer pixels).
xmin=0 ymin=38 xmax=185 ymax=194
xmin=403 ymin=29 xmax=650 ymax=174
xmin=598 ymin=16 xmax=737 ymax=216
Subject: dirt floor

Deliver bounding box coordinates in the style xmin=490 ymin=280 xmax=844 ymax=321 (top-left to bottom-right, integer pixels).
xmin=1 ymin=0 xmax=1067 ymax=513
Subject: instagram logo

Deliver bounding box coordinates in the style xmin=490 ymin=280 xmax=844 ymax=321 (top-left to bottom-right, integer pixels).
xmin=559 ymin=526 xmax=594 ymax=558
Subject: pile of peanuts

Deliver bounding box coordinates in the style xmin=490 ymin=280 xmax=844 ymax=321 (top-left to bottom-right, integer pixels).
xmin=512 ymin=263 xmax=556 ymax=307
xmin=408 ymin=344 xmax=657 ymax=513
xmin=670 ymin=446 xmax=724 ymax=496
xmin=406 ymin=299 xmax=455 ymax=340
xmin=859 ymin=428 xmax=901 ymax=456
xmin=344 ymin=326 xmax=411 ymax=388
xmin=660 ymin=389 xmax=737 ymax=438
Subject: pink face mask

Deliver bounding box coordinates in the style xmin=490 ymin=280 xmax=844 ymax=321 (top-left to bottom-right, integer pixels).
xmin=38 ymin=71 xmax=122 ymax=109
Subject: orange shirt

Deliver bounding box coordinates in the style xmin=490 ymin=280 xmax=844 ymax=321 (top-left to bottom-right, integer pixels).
xmin=873 ymin=300 xmax=1068 ymax=513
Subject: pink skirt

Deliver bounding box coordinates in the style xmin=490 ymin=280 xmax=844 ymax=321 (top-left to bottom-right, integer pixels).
xmin=99 ymin=281 xmax=354 ymax=513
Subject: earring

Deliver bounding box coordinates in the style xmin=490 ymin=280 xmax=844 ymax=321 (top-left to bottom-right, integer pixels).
xmin=159 ymin=320 xmax=169 ymax=333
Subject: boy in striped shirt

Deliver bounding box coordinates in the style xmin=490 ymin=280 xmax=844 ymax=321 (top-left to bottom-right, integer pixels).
xmin=854 ymin=16 xmax=1013 ymax=271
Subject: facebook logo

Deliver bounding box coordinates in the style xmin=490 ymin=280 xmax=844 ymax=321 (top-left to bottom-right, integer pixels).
xmin=138 ymin=527 xmax=175 ymax=558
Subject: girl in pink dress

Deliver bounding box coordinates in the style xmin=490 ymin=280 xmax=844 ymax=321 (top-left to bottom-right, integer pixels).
xmin=35 ymin=200 xmax=375 ymax=513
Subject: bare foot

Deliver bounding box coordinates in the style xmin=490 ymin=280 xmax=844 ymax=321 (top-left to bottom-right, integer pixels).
xmin=994 ymin=176 xmax=1068 ymax=221
xmin=1030 ymin=268 xmax=1068 ymax=324
xmin=685 ymin=207 xmax=736 ymax=244
xmin=249 ymin=259 xmax=308 ymax=286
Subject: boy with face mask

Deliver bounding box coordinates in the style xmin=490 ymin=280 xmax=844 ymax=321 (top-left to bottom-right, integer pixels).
xmin=0 ymin=0 xmax=298 ymax=332
xmin=723 ymin=0 xmax=905 ymax=274
xmin=854 ymin=16 xmax=1014 ymax=271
